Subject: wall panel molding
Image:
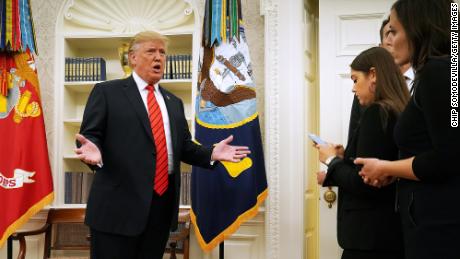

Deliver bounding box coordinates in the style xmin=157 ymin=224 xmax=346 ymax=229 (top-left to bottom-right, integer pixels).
xmin=336 ymin=13 xmax=385 ymax=56
xmin=263 ymin=0 xmax=281 ymax=258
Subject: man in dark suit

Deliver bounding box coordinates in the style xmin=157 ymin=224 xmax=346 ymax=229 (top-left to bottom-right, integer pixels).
xmin=75 ymin=31 xmax=250 ymax=259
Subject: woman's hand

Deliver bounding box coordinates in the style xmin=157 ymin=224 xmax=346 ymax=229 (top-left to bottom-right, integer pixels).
xmin=334 ymin=144 xmax=345 ymax=158
xmin=314 ymin=143 xmax=343 ymax=163
xmin=355 ymin=157 xmax=418 ymax=186
xmin=316 ymin=171 xmax=327 ymax=185
xmin=355 ymin=158 xmax=389 ymax=187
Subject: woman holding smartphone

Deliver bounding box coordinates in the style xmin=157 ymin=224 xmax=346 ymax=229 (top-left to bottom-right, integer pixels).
xmin=356 ymin=1 xmax=460 ymax=258
xmin=315 ymin=47 xmax=409 ymax=259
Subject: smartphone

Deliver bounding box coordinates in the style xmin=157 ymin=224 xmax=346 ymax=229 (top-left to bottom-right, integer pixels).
xmin=308 ymin=133 xmax=327 ymax=145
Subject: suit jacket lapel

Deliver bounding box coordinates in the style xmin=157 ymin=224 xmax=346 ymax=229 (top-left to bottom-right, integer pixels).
xmin=123 ymin=76 xmax=154 ymax=142
xmin=159 ymin=86 xmax=178 ymax=154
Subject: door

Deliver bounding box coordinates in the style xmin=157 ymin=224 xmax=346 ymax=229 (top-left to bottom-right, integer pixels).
xmin=318 ymin=1 xmax=394 ymax=258
xmin=304 ymin=1 xmax=319 ymax=259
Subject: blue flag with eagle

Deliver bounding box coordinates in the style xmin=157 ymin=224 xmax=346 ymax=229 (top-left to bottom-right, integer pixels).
xmin=191 ymin=0 xmax=268 ymax=252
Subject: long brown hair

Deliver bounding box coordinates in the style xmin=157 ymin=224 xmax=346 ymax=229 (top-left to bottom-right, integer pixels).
xmin=351 ymin=47 xmax=410 ymax=124
xmin=392 ymin=0 xmax=452 ymax=71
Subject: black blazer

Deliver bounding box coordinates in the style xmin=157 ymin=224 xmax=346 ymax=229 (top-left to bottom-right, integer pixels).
xmin=79 ymin=76 xmax=213 ymax=236
xmin=348 ymin=96 xmax=364 ymax=143
xmin=323 ymin=104 xmax=403 ymax=252
xmin=394 ymin=57 xmax=460 ymax=258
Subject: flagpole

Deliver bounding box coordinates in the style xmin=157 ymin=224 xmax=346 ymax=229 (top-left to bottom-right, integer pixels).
xmin=219 ymin=241 xmax=224 ymax=259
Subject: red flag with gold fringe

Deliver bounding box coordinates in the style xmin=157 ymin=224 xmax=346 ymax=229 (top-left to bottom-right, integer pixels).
xmin=0 ymin=51 xmax=54 ymax=248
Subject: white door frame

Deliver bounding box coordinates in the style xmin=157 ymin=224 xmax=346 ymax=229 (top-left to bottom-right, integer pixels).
xmin=263 ymin=0 xmax=306 ymax=258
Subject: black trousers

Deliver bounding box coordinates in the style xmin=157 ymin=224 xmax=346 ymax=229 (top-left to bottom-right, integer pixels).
xmin=398 ymin=182 xmax=460 ymax=259
xmin=90 ymin=174 xmax=175 ymax=259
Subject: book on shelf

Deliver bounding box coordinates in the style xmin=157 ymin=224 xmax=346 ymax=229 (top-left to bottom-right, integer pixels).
xmin=172 ymin=55 xmax=177 ymax=79
xmin=64 ymin=171 xmax=94 ymax=204
xmin=165 ymin=56 xmax=170 ymax=80
xmin=64 ymin=57 xmax=106 ymax=82
xmin=162 ymin=54 xmax=192 ymax=80
xmin=180 ymin=171 xmax=191 ymax=206
xmin=64 ymin=170 xmax=191 ymax=205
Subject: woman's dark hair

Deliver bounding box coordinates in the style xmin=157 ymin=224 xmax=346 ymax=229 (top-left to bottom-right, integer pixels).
xmin=351 ymin=47 xmax=410 ymax=125
xmin=392 ymin=0 xmax=453 ymax=71
xmin=379 ymin=17 xmax=390 ymax=44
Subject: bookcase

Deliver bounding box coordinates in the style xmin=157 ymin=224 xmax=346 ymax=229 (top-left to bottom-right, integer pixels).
xmin=55 ymin=0 xmax=199 ymax=208
xmin=0 ymin=2 xmax=266 ymax=259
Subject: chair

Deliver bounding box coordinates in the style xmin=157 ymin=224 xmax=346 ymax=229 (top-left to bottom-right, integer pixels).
xmin=11 ymin=208 xmax=190 ymax=259
xmin=165 ymin=208 xmax=191 ymax=259
xmin=11 ymin=208 xmax=89 ymax=259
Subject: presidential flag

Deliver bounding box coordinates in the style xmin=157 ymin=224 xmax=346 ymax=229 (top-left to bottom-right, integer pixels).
xmin=191 ymin=0 xmax=268 ymax=251
xmin=0 ymin=0 xmax=53 ymax=248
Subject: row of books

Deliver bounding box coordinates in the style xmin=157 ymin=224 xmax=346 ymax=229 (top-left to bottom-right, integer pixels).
xmin=64 ymin=171 xmax=94 ymax=204
xmin=65 ymin=57 xmax=107 ymax=82
xmin=163 ymin=54 xmax=192 ymax=80
xmin=64 ymin=55 xmax=191 ymax=82
xmin=180 ymin=171 xmax=192 ymax=206
xmin=64 ymin=171 xmax=192 ymax=205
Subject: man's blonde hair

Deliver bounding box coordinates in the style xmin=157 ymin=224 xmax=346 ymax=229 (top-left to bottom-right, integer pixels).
xmin=128 ymin=31 xmax=170 ymax=54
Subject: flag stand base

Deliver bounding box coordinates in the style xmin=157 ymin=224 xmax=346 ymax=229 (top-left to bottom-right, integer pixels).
xmin=219 ymin=241 xmax=224 ymax=259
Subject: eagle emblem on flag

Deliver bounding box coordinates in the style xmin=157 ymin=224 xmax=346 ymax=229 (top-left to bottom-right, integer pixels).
xmin=191 ymin=0 xmax=268 ymax=252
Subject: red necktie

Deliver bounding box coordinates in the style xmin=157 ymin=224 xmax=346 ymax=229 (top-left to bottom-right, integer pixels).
xmin=146 ymin=85 xmax=168 ymax=195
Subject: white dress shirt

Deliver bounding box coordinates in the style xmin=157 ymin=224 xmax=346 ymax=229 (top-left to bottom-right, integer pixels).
xmin=133 ymin=72 xmax=174 ymax=174
xmin=404 ymin=66 xmax=414 ymax=91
